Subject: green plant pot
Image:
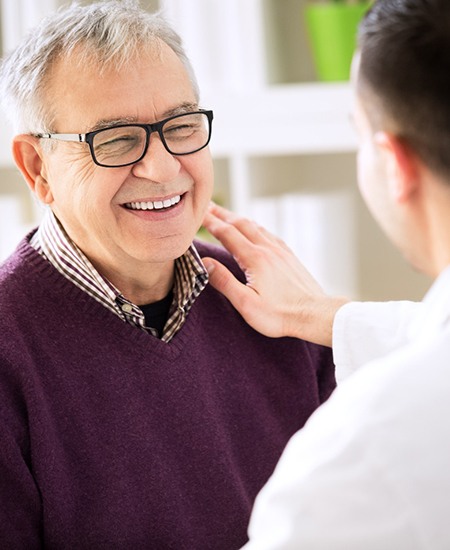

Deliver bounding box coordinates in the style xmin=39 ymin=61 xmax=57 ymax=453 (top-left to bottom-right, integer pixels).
xmin=305 ymin=3 xmax=370 ymax=82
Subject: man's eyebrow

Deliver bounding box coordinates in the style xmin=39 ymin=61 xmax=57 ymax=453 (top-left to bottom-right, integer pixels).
xmin=161 ymin=102 xmax=199 ymax=118
xmin=89 ymin=103 xmax=200 ymax=132
xmin=90 ymin=117 xmax=137 ymax=132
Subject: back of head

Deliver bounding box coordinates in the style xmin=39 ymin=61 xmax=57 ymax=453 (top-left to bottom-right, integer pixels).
xmin=0 ymin=0 xmax=199 ymax=134
xmin=358 ymin=0 xmax=450 ymax=179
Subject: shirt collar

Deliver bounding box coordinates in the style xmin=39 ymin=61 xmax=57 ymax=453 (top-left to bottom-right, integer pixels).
xmin=30 ymin=208 xmax=208 ymax=341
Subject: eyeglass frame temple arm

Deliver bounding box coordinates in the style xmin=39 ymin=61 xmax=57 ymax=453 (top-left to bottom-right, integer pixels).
xmin=37 ymin=133 xmax=87 ymax=142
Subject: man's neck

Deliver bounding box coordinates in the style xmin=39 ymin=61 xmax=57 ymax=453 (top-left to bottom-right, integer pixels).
xmin=90 ymin=256 xmax=176 ymax=305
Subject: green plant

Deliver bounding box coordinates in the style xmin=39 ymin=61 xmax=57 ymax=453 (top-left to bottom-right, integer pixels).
xmin=309 ymin=1 xmax=367 ymax=4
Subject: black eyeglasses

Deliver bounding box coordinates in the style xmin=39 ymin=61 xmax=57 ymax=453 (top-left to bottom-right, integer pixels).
xmin=36 ymin=110 xmax=214 ymax=168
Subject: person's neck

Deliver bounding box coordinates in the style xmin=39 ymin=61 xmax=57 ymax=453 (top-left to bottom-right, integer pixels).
xmin=418 ymin=171 xmax=450 ymax=278
xmin=93 ymin=257 xmax=175 ymax=305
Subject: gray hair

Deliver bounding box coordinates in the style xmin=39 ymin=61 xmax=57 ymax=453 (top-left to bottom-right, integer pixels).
xmin=0 ymin=0 xmax=200 ymax=134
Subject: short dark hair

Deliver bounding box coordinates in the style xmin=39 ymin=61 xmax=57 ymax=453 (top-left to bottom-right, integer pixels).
xmin=357 ymin=0 xmax=450 ymax=179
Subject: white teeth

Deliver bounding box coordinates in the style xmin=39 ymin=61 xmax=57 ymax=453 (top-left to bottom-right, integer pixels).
xmin=126 ymin=195 xmax=181 ymax=211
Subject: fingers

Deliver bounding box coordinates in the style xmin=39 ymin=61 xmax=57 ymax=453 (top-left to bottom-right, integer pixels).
xmin=203 ymin=211 xmax=258 ymax=262
xmin=202 ymin=257 xmax=254 ymax=309
xmin=208 ymin=203 xmax=279 ymax=245
xmin=204 ymin=202 xmax=279 ymax=248
xmin=207 ymin=202 xmax=238 ymax=223
xmin=207 ymin=209 xmax=263 ymax=245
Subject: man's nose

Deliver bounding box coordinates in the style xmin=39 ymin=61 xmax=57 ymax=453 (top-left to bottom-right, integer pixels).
xmin=131 ymin=133 xmax=181 ymax=182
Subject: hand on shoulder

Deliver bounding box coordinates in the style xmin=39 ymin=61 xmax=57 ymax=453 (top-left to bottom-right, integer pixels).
xmin=202 ymin=203 xmax=350 ymax=347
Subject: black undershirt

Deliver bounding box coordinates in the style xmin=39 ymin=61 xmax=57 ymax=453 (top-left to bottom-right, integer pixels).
xmin=139 ymin=290 xmax=174 ymax=337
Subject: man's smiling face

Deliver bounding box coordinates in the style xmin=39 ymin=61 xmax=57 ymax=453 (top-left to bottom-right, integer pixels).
xmin=38 ymin=40 xmax=214 ymax=280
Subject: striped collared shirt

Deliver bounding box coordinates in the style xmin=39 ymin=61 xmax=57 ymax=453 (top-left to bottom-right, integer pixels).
xmin=29 ymin=209 xmax=209 ymax=342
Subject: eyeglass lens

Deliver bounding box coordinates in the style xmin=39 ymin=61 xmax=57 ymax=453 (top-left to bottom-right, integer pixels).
xmin=92 ymin=112 xmax=210 ymax=166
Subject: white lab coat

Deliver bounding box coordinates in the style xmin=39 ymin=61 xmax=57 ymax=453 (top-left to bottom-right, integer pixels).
xmin=244 ymin=268 xmax=450 ymax=549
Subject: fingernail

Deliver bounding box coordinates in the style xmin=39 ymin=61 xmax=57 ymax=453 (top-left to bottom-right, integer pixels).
xmin=203 ymin=259 xmax=215 ymax=274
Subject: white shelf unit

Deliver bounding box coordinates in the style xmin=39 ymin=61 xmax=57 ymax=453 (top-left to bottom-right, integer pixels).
xmin=0 ymin=0 xmax=430 ymax=300
xmin=204 ymin=82 xmax=356 ymax=212
xmin=159 ymin=0 xmax=430 ymax=300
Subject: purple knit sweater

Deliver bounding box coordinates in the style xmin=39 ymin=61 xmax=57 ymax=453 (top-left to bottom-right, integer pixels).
xmin=0 ymin=235 xmax=335 ymax=549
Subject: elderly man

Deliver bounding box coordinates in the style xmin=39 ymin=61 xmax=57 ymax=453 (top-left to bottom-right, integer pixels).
xmin=203 ymin=0 xmax=450 ymax=548
xmin=0 ymin=1 xmax=335 ymax=548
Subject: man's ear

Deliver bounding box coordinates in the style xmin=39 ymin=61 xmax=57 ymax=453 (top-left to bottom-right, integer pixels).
xmin=374 ymin=131 xmax=420 ymax=203
xmin=12 ymin=134 xmax=53 ymax=204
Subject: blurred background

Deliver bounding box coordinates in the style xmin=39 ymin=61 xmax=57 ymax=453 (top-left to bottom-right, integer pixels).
xmin=0 ymin=0 xmax=430 ymax=300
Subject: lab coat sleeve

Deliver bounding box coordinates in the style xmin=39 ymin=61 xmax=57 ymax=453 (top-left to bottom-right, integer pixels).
xmin=332 ymin=300 xmax=423 ymax=382
xmin=243 ymin=345 xmax=427 ymax=550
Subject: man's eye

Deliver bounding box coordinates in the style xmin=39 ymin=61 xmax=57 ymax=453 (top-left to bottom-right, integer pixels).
xmin=164 ymin=123 xmax=198 ymax=139
xmin=166 ymin=123 xmax=195 ymax=132
xmin=95 ymin=132 xmax=142 ymax=151
xmin=98 ymin=134 xmax=135 ymax=146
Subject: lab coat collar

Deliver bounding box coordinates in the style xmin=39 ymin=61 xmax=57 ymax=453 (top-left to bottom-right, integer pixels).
xmin=407 ymin=264 xmax=450 ymax=341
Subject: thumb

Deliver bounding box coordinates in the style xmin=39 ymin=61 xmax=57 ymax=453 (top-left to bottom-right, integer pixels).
xmin=203 ymin=257 xmax=251 ymax=307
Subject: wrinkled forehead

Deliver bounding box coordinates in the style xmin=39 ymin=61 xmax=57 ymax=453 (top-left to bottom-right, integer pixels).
xmin=43 ymin=39 xmax=197 ymax=132
xmin=47 ymin=36 xmax=162 ymax=83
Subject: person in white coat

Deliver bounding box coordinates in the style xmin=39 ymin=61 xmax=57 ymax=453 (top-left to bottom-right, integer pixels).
xmin=202 ymin=0 xmax=450 ymax=548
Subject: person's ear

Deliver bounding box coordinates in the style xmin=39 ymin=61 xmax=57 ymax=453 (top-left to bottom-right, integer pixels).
xmin=12 ymin=135 xmax=54 ymax=204
xmin=374 ymin=131 xmax=420 ymax=203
